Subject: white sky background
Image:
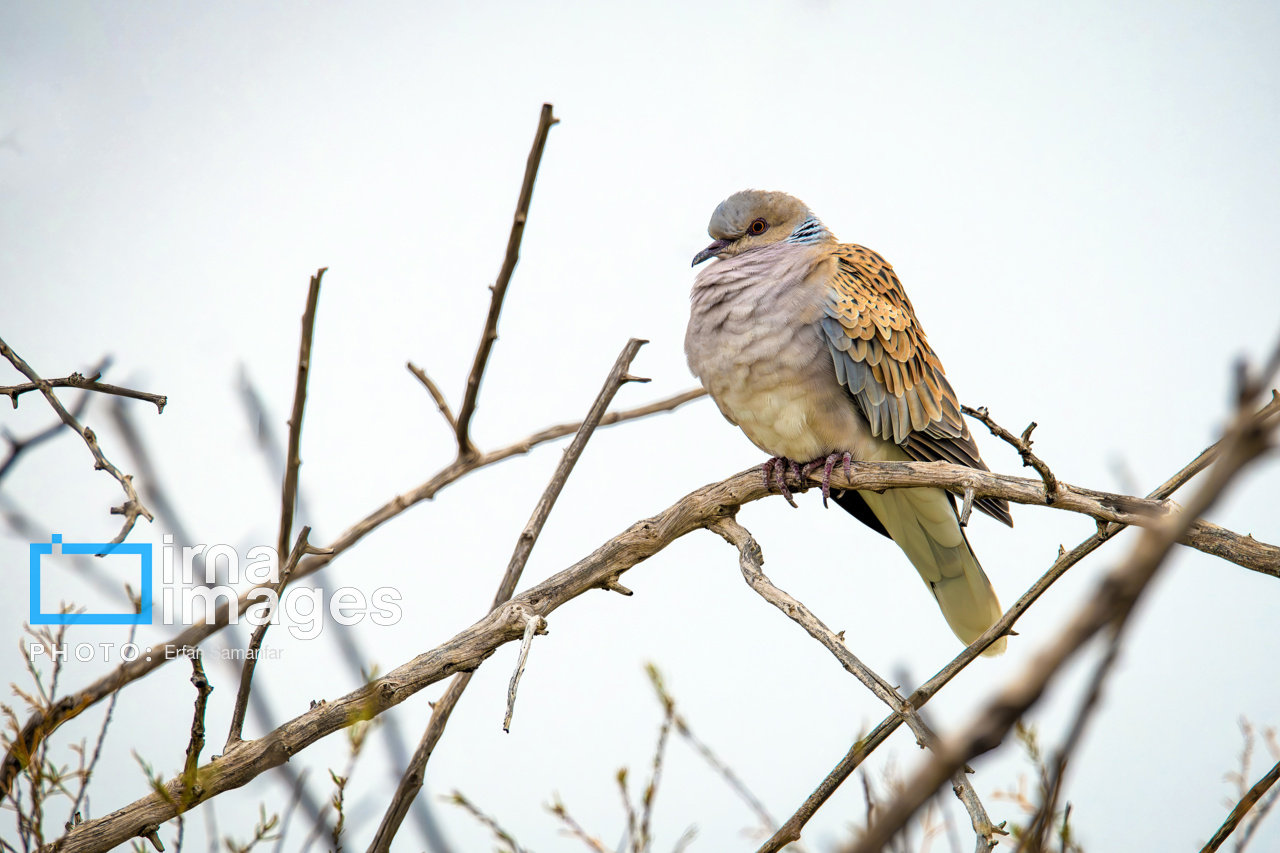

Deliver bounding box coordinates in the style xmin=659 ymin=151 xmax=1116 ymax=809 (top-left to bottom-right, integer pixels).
xmin=2 ymin=2 xmax=1279 ymax=851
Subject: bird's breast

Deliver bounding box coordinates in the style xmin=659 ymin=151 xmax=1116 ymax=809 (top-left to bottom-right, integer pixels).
xmin=685 ymin=249 xmax=882 ymax=462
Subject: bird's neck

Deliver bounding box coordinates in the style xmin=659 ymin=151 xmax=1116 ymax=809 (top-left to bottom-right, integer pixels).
xmin=785 ymin=214 xmax=834 ymax=245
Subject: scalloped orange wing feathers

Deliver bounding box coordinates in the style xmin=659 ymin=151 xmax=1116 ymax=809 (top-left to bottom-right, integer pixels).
xmin=819 ymin=244 xmax=1012 ymax=526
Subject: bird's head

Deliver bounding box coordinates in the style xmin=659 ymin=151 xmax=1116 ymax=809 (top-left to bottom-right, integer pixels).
xmin=691 ymin=190 xmax=825 ymax=266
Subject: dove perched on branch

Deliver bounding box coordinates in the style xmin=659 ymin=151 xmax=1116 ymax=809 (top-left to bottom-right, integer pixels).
xmin=685 ymin=190 xmax=1012 ymax=655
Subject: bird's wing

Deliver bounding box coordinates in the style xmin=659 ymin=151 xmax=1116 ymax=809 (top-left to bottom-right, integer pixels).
xmin=818 ymin=244 xmax=1012 ymax=527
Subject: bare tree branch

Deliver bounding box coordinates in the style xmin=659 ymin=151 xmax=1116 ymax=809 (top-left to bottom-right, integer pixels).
xmin=2 ymin=370 xmax=166 ymax=413
xmin=453 ymin=103 xmax=559 ymax=459
xmin=277 ymin=268 xmax=325 ymax=563
xmin=0 ymin=336 xmax=154 ymax=546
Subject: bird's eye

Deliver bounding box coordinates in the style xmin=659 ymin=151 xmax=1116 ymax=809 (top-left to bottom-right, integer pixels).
xmin=748 ymin=218 xmax=768 ymax=235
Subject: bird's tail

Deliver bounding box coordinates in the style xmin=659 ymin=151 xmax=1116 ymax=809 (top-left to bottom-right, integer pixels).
xmin=857 ymin=486 xmax=1006 ymax=656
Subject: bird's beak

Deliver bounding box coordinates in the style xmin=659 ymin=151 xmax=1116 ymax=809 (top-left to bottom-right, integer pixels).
xmin=691 ymin=239 xmax=730 ymax=267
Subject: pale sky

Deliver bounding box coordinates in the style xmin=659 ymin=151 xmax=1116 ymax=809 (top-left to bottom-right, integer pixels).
xmin=2 ymin=2 xmax=1279 ymax=851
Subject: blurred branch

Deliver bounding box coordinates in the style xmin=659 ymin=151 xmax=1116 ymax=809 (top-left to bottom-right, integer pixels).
xmin=1200 ymin=759 xmax=1280 ymax=853
xmin=443 ymin=791 xmax=530 ymax=853
xmin=454 ymin=102 xmax=559 ymax=459
xmin=646 ymin=666 xmax=791 ymax=849
xmin=0 ymin=337 xmax=155 ymax=545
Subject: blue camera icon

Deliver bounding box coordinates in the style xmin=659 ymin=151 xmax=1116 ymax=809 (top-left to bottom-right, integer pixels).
xmin=29 ymin=534 xmax=153 ymax=625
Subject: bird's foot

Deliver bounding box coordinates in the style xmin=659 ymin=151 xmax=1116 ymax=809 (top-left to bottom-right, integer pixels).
xmin=799 ymin=452 xmax=854 ymax=507
xmin=762 ymin=457 xmax=802 ymax=508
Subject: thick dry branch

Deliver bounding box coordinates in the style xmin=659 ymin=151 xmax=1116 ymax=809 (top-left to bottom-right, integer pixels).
xmin=2 ymin=370 xmax=166 ymax=413
xmin=1200 ymin=758 xmax=1280 ymax=852
xmin=278 ymin=268 xmax=324 ymax=563
xmin=844 ymin=384 xmax=1276 ymax=853
xmin=800 ymin=462 xmax=1277 ymax=577
xmin=0 ymin=385 xmax=704 ymax=803
xmin=0 ymin=336 xmax=154 ymax=546
xmin=454 ymin=103 xmax=559 ymax=458
xmin=367 ymin=337 xmax=649 ymax=853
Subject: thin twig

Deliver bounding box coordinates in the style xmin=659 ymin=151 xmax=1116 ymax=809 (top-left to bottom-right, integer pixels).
xmin=547 ymin=796 xmax=611 ymax=853
xmin=453 ymin=103 xmax=559 ymax=459
xmin=180 ymin=651 xmax=213 ymax=809
xmin=407 ymin=362 xmax=457 ymax=430
xmin=2 ymin=370 xmax=166 ymax=413
xmin=963 ymin=405 xmax=1059 ymax=503
xmin=711 ymin=517 xmax=1005 ymax=852
xmin=0 ymin=336 xmax=154 ymax=546
xmin=1200 ymin=760 xmax=1280 ymax=853
xmin=368 ymin=337 xmax=649 ymax=852
xmin=503 ymin=613 xmax=547 ymax=733
xmin=66 ymin=622 xmax=136 ymax=825
xmin=444 ymin=791 xmax=531 ymax=853
xmin=225 ymin=528 xmax=332 ymax=750
xmin=645 ymin=664 xmax=786 ymax=846
xmin=278 ymin=268 xmax=325 ymax=563
xmin=637 ymin=693 xmax=675 ymax=853
xmin=0 ymin=360 xmax=104 ymax=484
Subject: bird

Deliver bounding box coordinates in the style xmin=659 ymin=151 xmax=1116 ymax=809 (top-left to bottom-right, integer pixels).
xmin=684 ymin=189 xmax=1012 ymax=655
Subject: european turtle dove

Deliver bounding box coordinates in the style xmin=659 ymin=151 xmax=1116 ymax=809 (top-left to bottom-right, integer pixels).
xmin=685 ymin=190 xmax=1011 ymax=655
